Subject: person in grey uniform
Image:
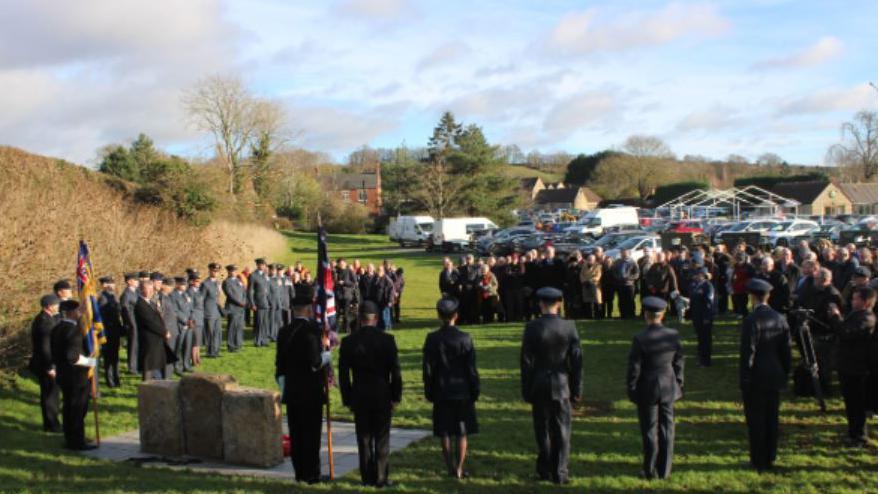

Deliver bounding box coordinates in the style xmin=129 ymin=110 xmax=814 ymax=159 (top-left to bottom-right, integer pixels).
xmin=282 ymin=266 xmax=296 ymax=326
xmin=223 ymin=264 xmax=247 ymax=352
xmin=152 ymin=273 xmax=179 ymax=377
xmin=171 ymin=276 xmax=194 ymax=373
xmin=249 ymin=258 xmax=272 ymax=347
xmin=268 ymin=264 xmax=284 ymax=343
xmin=187 ymin=273 xmax=205 ymax=368
xmin=120 ymin=272 xmax=142 ymax=374
xmin=202 ymin=263 xmax=223 ymax=358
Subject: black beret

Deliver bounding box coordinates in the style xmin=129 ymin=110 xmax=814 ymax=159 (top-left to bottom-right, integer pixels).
xmin=187 ymin=273 xmax=201 ymax=281
xmin=185 ymin=268 xmax=195 ymax=275
xmin=59 ymin=299 xmax=80 ymax=312
xmin=124 ymin=272 xmax=137 ymax=281
xmin=746 ymin=278 xmax=773 ymax=295
xmin=292 ymin=285 xmax=314 ymax=306
xmin=208 ymin=262 xmax=221 ymax=270
xmin=255 ymin=258 xmax=267 ymax=265
xmin=53 ymin=279 xmax=72 ymax=292
xmin=436 ymin=297 xmax=459 ymax=316
xmin=99 ymin=276 xmax=114 ymax=284
xmin=150 ymin=272 xmax=164 ymax=281
xmin=360 ymin=300 xmax=380 ymax=316
xmin=174 ymin=276 xmax=187 ymax=284
xmin=854 ymin=266 xmax=871 ymax=278
xmin=536 ymin=286 xmax=564 ymax=301
xmin=642 ymin=296 xmax=667 ymax=313
xmin=275 ymin=263 xmax=286 ymax=270
xmin=137 ymin=271 xmax=150 ymax=279
xmin=225 ymin=264 xmax=238 ymax=271
xmin=40 ymin=294 xmax=60 ymax=308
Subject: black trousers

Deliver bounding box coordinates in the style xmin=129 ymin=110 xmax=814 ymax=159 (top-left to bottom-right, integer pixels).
xmin=227 ymin=311 xmax=244 ymax=351
xmin=531 ymin=398 xmax=571 ymax=483
xmin=287 ymin=401 xmax=323 ymax=483
xmin=102 ymin=336 xmax=121 ymax=387
xmin=693 ymin=319 xmax=713 ymax=366
xmin=392 ymin=297 xmax=402 ymax=323
xmin=813 ymin=339 xmax=835 ymax=395
xmin=504 ymin=288 xmax=524 ymax=322
xmin=742 ymin=389 xmax=780 ymax=470
xmin=839 ymin=373 xmax=869 ymax=441
xmin=732 ymin=293 xmax=749 ymax=317
xmin=602 ymin=286 xmax=615 ymax=318
xmin=637 ymin=401 xmax=675 ymax=479
xmin=354 ymin=407 xmax=392 ymax=486
xmin=37 ymin=373 xmax=61 ymax=432
xmin=716 ymin=286 xmax=729 ymax=314
xmin=174 ymin=329 xmax=193 ymax=372
xmin=618 ymin=285 xmax=636 ymax=319
xmin=126 ymin=324 xmax=139 ymax=374
xmin=205 ymin=317 xmax=221 ymax=357
xmin=337 ymin=299 xmax=352 ymax=333
xmin=254 ymin=309 xmax=271 ymax=346
xmin=61 ymin=381 xmax=90 ymax=448
xmin=868 ymin=371 xmax=878 ymax=413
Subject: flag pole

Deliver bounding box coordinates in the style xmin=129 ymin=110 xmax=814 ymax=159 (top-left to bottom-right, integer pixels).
xmin=78 ymin=240 xmax=101 ymax=447
xmin=317 ymin=213 xmax=335 ymax=480
xmin=91 ymin=374 xmax=101 ymax=446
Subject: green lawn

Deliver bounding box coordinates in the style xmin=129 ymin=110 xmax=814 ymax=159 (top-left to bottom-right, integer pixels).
xmin=1 ymin=232 xmax=876 ymax=493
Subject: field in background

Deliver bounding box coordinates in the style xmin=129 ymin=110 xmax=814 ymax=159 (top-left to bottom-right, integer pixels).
xmin=500 ymin=164 xmax=564 ymax=184
xmin=0 ymin=233 xmax=876 ymax=493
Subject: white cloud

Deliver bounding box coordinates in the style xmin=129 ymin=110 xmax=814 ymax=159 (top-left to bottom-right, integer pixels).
xmin=676 ymin=106 xmax=742 ymax=132
xmin=292 ymin=105 xmax=400 ymax=151
xmin=752 ymin=36 xmax=843 ymax=70
xmin=542 ymin=91 xmax=619 ymax=136
xmin=335 ymin=0 xmax=411 ymax=20
xmin=416 ymin=41 xmax=471 ymax=71
xmin=544 ymin=2 xmax=730 ymax=56
xmin=776 ymin=84 xmax=878 ymax=116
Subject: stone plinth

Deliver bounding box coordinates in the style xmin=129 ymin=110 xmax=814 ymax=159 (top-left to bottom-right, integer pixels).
xmin=179 ymin=373 xmax=238 ymax=459
xmin=138 ymin=380 xmax=184 ymax=456
xmin=222 ymin=387 xmax=284 ymax=467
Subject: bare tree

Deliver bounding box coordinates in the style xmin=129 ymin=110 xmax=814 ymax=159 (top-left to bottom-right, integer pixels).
xmin=622 ymin=135 xmax=675 ymax=160
xmin=412 ymin=157 xmax=462 ymax=219
xmin=826 ymin=110 xmax=878 ymax=179
xmin=756 ymin=152 xmax=784 ymax=167
xmin=726 ymin=154 xmax=750 ymax=165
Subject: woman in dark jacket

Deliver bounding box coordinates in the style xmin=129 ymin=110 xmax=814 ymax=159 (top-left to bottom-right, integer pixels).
xmin=423 ymin=298 xmax=480 ymax=479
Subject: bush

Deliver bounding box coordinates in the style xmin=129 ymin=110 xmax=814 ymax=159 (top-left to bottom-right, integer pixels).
xmin=734 ymin=173 xmax=828 ymax=189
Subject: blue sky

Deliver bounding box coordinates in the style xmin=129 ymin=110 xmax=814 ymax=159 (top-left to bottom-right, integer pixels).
xmin=1 ymin=0 xmax=876 ymax=165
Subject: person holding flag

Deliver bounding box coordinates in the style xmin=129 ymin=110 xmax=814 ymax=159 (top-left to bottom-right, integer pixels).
xmin=73 ymin=240 xmax=106 ymax=446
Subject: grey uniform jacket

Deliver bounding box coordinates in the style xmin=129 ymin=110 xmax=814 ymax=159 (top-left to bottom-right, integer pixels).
xmin=520 ymin=314 xmax=583 ymax=403
xmin=119 ymin=286 xmax=138 ymax=330
xmin=170 ymin=290 xmax=193 ymax=333
xmin=187 ymin=286 xmax=205 ymax=327
xmin=201 ymin=278 xmax=222 ymax=319
xmin=248 ymin=270 xmax=271 ymax=309
xmin=223 ymin=277 xmax=247 ymax=314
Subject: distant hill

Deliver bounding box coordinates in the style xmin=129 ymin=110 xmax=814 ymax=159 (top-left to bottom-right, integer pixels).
xmin=502 ymin=164 xmax=565 ymax=184
xmin=0 ymin=146 xmax=287 ymax=370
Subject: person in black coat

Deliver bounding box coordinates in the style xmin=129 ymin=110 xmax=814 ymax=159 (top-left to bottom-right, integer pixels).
xmin=689 ymin=267 xmax=715 ymax=366
xmin=439 ymin=257 xmax=460 ymax=299
xmin=119 ymin=273 xmax=140 ymax=375
xmin=612 ymin=250 xmax=640 ymax=319
xmin=51 ymin=300 xmax=98 ymax=450
xmin=29 ymin=294 xmax=61 ymax=432
xmin=739 ymin=278 xmax=792 ymax=472
xmin=423 ymin=298 xmax=480 ymax=479
xmin=520 ymin=287 xmax=583 ymax=484
xmin=98 ymin=277 xmax=123 ymax=387
xmin=753 ymin=257 xmax=791 ymax=315
xmin=334 ymin=259 xmax=356 ymax=333
xmin=797 ymin=267 xmax=843 ymax=394
xmin=627 ymin=297 xmax=684 ymax=480
xmin=458 ymin=256 xmax=480 ymax=325
xmin=339 ymin=301 xmax=403 ymax=488
xmin=275 ymin=286 xmax=331 ymax=484
xmin=133 ymin=280 xmax=171 ymax=381
xmin=829 ymin=286 xmax=876 ymax=446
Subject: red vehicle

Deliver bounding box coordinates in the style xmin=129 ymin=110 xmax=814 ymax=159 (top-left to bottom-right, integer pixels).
xmin=665 ymin=220 xmax=704 ymax=234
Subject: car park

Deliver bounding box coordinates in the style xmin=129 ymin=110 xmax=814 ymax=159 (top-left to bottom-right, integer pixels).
xmin=604 ymin=235 xmax=661 ymax=261
xmin=764 ymin=219 xmax=820 ymax=247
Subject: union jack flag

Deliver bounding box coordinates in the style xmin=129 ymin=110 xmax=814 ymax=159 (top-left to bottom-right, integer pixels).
xmin=314 ymin=226 xmax=338 ymax=345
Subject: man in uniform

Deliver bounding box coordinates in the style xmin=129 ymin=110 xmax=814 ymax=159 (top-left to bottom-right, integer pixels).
xmin=133 ymin=279 xmax=171 ymax=381
xmin=249 ymin=258 xmax=272 ymax=347
xmin=53 ymin=279 xmax=74 ymax=302
xmin=98 ymin=276 xmax=123 ymax=388
xmin=223 ymin=265 xmax=247 ymax=352
xmin=739 ymin=278 xmax=792 ymax=472
xmin=281 ymin=265 xmax=296 ymax=326
xmin=153 ymin=274 xmax=179 ymax=377
xmin=29 ymin=294 xmax=61 ymax=432
xmin=269 ymin=264 xmax=284 ymax=343
xmin=339 ymin=301 xmax=403 ymax=488
xmin=119 ymin=273 xmax=140 ymax=375
xmin=51 ymin=300 xmax=98 ymax=450
xmin=275 ymin=285 xmax=332 ymax=484
xmin=520 ymin=287 xmax=583 ymax=484
xmin=187 ymin=273 xmax=205 ymax=367
xmin=335 ymin=258 xmax=356 ymax=333
xmin=626 ymin=296 xmax=684 ymax=480
xmin=171 ymin=276 xmax=194 ymax=372
xmin=689 ymin=267 xmax=716 ymax=366
xmin=202 ymin=263 xmax=223 ymax=358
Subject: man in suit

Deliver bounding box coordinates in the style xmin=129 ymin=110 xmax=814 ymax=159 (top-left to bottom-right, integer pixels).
xmin=249 ymin=258 xmax=272 ymax=347
xmin=97 ymin=276 xmax=123 ymax=388
xmin=275 ymin=285 xmax=331 ymax=484
xmin=740 ymin=278 xmax=792 ymax=472
xmin=689 ymin=267 xmax=716 ymax=367
xmin=335 ymin=259 xmax=356 ymax=333
xmin=202 ymin=263 xmax=223 ymax=358
xmin=223 ymin=265 xmax=247 ymax=352
xmin=29 ymin=294 xmax=61 ymax=432
xmin=613 ymin=249 xmax=640 ymax=319
xmin=423 ymin=297 xmax=480 ymax=479
xmin=520 ymin=287 xmax=583 ymax=484
xmin=627 ymin=296 xmax=685 ymax=480
xmin=171 ymin=276 xmax=194 ymax=372
xmin=339 ymin=301 xmax=403 ymax=488
xmin=439 ymin=257 xmax=460 ymax=300
xmin=153 ymin=275 xmax=179 ymax=377
xmin=119 ymin=273 xmax=140 ymax=375
xmin=51 ymin=300 xmax=98 ymax=450
xmin=134 ymin=279 xmax=170 ymax=380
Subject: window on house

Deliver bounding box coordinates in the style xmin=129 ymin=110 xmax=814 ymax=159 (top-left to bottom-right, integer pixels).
xmin=341 ymin=191 xmax=350 ymax=202
xmin=358 ymin=189 xmax=368 ymax=203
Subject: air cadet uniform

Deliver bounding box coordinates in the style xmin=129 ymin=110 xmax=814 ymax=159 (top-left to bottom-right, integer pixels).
xmin=689 ymin=267 xmax=716 ymax=366
xmin=188 ymin=273 xmax=205 ymax=353
xmin=171 ymin=277 xmax=194 ymax=372
xmin=223 ymin=265 xmax=247 ymax=352
xmin=98 ymin=277 xmax=123 ymax=388
xmin=202 ymin=263 xmax=223 ymax=357
xmin=29 ymin=294 xmax=61 ymax=432
xmin=119 ymin=272 xmax=141 ymax=374
xmin=269 ymin=265 xmax=284 ymax=342
xmin=51 ymin=300 xmax=97 ymax=450
xmin=249 ymin=259 xmax=272 ymax=347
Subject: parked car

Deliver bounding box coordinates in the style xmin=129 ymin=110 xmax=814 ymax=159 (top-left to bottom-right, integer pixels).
xmin=764 ymin=219 xmax=820 ymax=247
xmin=564 ymin=207 xmax=639 ymax=236
xmin=430 ymin=217 xmax=499 ymax=252
xmin=714 ymin=219 xmax=779 ymax=244
xmin=664 ymin=220 xmax=704 ymax=234
xmin=581 ymin=230 xmax=646 ymax=255
xmin=476 ymin=228 xmax=534 ymax=256
xmin=604 ymin=235 xmax=661 ymax=261
xmin=553 ymin=233 xmax=595 ymax=259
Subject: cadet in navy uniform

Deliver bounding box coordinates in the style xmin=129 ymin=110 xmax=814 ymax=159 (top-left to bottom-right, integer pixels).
xmin=29 ymin=294 xmax=61 ymax=432
xmin=98 ymin=276 xmax=123 ymax=388
xmin=689 ymin=267 xmax=716 ymax=366
xmin=626 ymin=296 xmax=684 ymax=480
xmin=269 ymin=264 xmax=284 ymax=342
xmin=275 ymin=285 xmax=331 ymax=484
xmin=223 ymin=265 xmax=247 ymax=352
xmin=187 ymin=273 xmax=205 ymax=367
xmin=339 ymin=301 xmax=403 ymax=488
xmin=202 ymin=263 xmax=223 ymax=358
xmin=171 ymin=276 xmax=194 ymax=372
xmin=739 ymin=278 xmax=792 ymax=472
xmin=423 ymin=298 xmax=480 ymax=479
xmin=51 ymin=300 xmax=98 ymax=450
xmin=520 ymin=287 xmax=583 ymax=484
xmin=249 ymin=258 xmax=272 ymax=347
xmin=119 ymin=273 xmax=140 ymax=374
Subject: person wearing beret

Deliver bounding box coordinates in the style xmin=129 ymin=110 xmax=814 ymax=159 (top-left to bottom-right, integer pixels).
xmin=119 ymin=273 xmax=140 ymax=375
xmin=520 ymin=286 xmax=582 ymax=484
xmin=689 ymin=267 xmax=716 ymax=367
xmin=275 ymin=285 xmax=332 ymax=484
xmin=170 ymin=276 xmax=195 ymax=373
xmin=187 ymin=273 xmax=205 ymax=367
xmin=52 ymin=279 xmax=73 ymax=303
xmin=29 ymin=294 xmax=61 ymax=432
xmin=626 ymin=296 xmax=684 ymax=480
xmin=423 ymin=297 xmax=480 ymax=479
xmin=222 ymin=265 xmax=247 ymax=352
xmin=338 ymin=301 xmax=403 ymax=487
xmin=98 ymin=276 xmax=123 ymax=388
xmin=739 ymin=278 xmax=792 ymax=472
xmin=50 ymin=300 xmax=98 ymax=450
xmin=202 ymin=263 xmax=224 ymax=358
xmin=248 ymin=258 xmax=272 ymax=347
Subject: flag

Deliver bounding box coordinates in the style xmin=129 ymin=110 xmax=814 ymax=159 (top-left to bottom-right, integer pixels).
xmin=314 ymin=226 xmax=339 ymax=345
xmin=76 ymin=240 xmax=105 ymax=377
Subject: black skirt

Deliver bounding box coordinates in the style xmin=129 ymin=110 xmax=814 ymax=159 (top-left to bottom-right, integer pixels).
xmin=432 ymin=400 xmax=479 ymax=437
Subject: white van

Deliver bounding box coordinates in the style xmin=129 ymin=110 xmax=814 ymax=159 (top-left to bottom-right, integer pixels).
xmin=564 ymin=207 xmax=639 ymax=236
xmin=388 ymin=215 xmax=435 ymax=246
xmin=431 ymin=217 xmax=499 ymax=251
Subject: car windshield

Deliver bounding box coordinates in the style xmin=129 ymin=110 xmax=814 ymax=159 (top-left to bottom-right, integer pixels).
xmin=586 ymin=217 xmax=601 ymax=227
xmin=769 ymin=221 xmax=792 ymax=232
xmin=617 ymin=237 xmax=645 ymax=250
xmin=418 ymin=222 xmax=433 ymax=232
xmin=727 ymin=222 xmax=748 ymax=232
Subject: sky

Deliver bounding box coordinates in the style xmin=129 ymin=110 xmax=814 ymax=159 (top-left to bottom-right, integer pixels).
xmin=1 ymin=0 xmax=877 ymax=166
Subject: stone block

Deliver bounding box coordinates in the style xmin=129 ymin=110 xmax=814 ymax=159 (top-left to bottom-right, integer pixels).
xmin=138 ymin=380 xmax=184 ymax=457
xmin=222 ymin=386 xmax=284 ymax=467
xmin=179 ymin=373 xmax=238 ymax=459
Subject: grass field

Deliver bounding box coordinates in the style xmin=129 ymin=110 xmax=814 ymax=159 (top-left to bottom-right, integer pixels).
xmin=1 ymin=232 xmax=876 ymax=493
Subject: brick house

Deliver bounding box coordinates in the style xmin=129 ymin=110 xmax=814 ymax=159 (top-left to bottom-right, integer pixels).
xmin=330 ymin=166 xmax=382 ymax=215
xmin=770 ymin=181 xmax=851 ymax=216
xmin=534 ymin=186 xmax=602 ymax=212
